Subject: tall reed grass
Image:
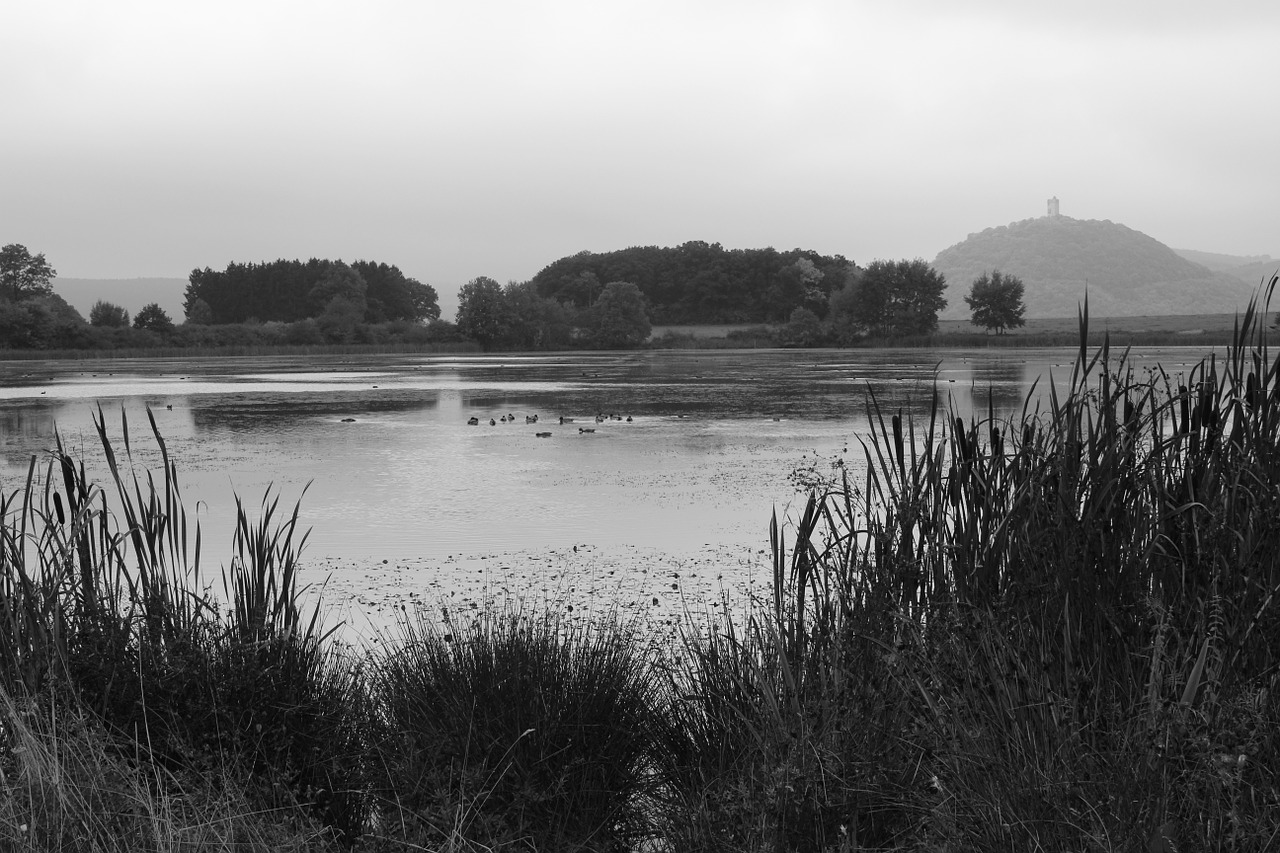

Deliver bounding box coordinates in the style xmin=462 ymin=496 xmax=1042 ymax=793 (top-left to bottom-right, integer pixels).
xmin=1 ymin=408 xmax=366 ymax=846
xmin=660 ymin=278 xmax=1280 ymax=851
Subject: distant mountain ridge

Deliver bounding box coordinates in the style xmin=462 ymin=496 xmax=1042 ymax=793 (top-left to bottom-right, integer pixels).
xmin=932 ymin=216 xmax=1260 ymax=319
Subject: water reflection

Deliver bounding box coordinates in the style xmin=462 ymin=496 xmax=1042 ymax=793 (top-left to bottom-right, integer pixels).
xmin=0 ymin=347 xmax=1222 ymax=564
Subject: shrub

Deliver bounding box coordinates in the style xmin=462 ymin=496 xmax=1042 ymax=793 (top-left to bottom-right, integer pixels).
xmin=371 ymin=605 xmax=665 ymax=851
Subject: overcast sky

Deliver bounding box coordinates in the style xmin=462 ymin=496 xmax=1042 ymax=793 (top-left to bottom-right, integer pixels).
xmin=3 ymin=0 xmax=1277 ymax=314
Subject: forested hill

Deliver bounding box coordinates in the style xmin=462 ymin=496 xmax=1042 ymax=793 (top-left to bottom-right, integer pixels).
xmin=932 ymin=216 xmax=1257 ymax=318
xmin=530 ymin=242 xmax=856 ymax=324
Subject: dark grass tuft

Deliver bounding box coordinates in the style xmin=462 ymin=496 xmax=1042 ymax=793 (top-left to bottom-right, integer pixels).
xmin=369 ymin=604 xmax=666 ymax=851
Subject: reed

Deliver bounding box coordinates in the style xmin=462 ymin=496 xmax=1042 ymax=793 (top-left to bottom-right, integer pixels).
xmin=0 ymin=408 xmax=368 ymax=845
xmin=660 ymin=277 xmax=1280 ymax=851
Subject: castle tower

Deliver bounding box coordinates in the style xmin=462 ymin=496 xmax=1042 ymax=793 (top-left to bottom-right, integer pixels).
xmin=1047 ymin=196 xmax=1060 ymax=217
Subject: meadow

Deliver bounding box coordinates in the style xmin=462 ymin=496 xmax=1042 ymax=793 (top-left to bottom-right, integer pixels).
xmin=2 ymin=289 xmax=1279 ymax=851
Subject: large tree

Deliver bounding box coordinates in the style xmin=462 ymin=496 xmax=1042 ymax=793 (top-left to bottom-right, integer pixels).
xmin=0 ymin=244 xmax=56 ymax=302
xmin=309 ymin=261 xmax=368 ymax=316
xmin=455 ymin=276 xmax=510 ymax=349
xmin=965 ymin=270 xmax=1027 ymax=334
xmin=90 ymin=300 xmax=130 ymax=327
xmin=583 ymin=281 xmax=651 ymax=348
xmin=838 ymin=259 xmax=947 ymax=337
xmin=133 ymin=302 xmax=174 ymax=333
xmin=503 ymin=280 xmax=570 ymax=350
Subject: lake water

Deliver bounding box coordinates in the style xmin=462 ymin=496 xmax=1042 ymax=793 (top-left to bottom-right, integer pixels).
xmin=0 ymin=346 xmax=1218 ymax=633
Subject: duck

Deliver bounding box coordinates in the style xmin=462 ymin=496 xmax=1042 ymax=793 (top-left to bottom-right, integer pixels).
xmin=526 ymin=415 xmax=538 ymax=424
xmin=489 ymin=419 xmax=496 ymax=426
xmin=579 ymin=427 xmax=596 ymax=434
xmin=536 ymin=431 xmax=551 ymax=438
xmin=467 ymin=417 xmax=479 ymax=425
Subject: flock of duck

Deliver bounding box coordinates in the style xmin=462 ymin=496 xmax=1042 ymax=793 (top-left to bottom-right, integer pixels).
xmin=466 ymin=412 xmax=634 ymax=438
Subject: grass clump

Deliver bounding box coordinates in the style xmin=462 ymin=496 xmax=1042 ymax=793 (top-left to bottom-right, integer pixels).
xmin=370 ymin=605 xmax=666 ymax=852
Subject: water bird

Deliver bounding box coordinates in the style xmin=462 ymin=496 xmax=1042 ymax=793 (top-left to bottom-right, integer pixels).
xmin=626 ymin=416 xmax=632 ymax=422
xmin=536 ymin=431 xmax=551 ymax=438
xmin=341 ymin=417 xmax=356 ymax=422
xmin=579 ymin=427 xmax=595 ymax=434
xmin=525 ymin=415 xmax=538 ymax=423
xmin=489 ymin=419 xmax=496 ymax=426
xmin=467 ymin=417 xmax=479 ymax=425
xmin=560 ymin=416 xmax=574 ymax=424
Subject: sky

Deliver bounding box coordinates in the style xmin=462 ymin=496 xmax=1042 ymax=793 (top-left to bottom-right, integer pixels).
xmin=3 ymin=0 xmax=1278 ymax=318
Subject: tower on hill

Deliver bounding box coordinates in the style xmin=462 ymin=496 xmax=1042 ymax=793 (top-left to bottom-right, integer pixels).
xmin=1047 ymin=196 xmax=1060 ymax=217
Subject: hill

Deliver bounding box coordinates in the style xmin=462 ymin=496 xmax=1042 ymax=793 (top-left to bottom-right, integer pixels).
xmin=53 ymin=277 xmax=188 ymax=322
xmin=931 ymin=217 xmax=1257 ymax=319
xmin=1171 ymin=248 xmax=1275 ymax=272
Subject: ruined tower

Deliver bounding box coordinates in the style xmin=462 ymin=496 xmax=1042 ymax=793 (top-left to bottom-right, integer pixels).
xmin=1047 ymin=196 xmax=1060 ymax=217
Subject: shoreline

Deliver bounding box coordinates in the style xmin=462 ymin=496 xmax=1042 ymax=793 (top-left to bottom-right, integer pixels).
xmin=298 ymin=541 xmax=775 ymax=645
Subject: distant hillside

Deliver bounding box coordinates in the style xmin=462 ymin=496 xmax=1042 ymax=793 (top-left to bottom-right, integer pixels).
xmin=1216 ymin=260 xmax=1280 ymax=287
xmin=932 ymin=217 xmax=1257 ymax=319
xmin=1172 ymin=248 xmax=1275 ymax=273
xmin=53 ymin=277 xmax=188 ymax=321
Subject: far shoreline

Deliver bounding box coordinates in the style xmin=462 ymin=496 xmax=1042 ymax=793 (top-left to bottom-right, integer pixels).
xmin=0 ymin=311 xmax=1253 ymax=362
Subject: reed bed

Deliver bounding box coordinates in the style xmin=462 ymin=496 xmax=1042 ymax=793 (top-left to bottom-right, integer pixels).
xmin=3 ymin=278 xmax=1279 ymax=851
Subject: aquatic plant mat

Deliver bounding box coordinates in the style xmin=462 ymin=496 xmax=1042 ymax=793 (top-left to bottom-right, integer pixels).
xmin=3 ymin=278 xmax=1280 ymax=851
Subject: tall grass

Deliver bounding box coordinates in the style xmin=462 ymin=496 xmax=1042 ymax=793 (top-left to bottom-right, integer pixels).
xmin=660 ymin=277 xmax=1280 ymax=851
xmin=1 ymin=408 xmax=366 ymax=846
xmin=370 ymin=605 xmax=666 ymax=852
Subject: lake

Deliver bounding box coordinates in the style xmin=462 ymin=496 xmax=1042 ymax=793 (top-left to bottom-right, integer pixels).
xmin=0 ymin=346 xmax=1218 ymax=633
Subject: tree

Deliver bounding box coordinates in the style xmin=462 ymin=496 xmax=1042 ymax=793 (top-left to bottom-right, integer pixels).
xmin=584 ymin=281 xmax=651 ymax=348
xmin=133 ymin=302 xmax=174 ymax=333
xmin=90 ymin=300 xmax=131 ymax=328
xmin=352 ymin=260 xmax=441 ymax=322
xmin=316 ymin=296 xmax=364 ymax=343
xmin=0 ymin=294 xmax=85 ymax=349
xmin=781 ymin=306 xmax=822 ymax=346
xmin=965 ymin=270 xmax=1027 ymax=334
xmin=503 ymin=280 xmax=570 ymax=350
xmin=455 ymin=277 xmax=510 ymax=349
xmin=838 ymin=259 xmax=947 ymax=337
xmin=308 ymin=261 xmax=367 ymax=316
xmin=1 ymin=244 xmax=56 ymax=302
xmin=185 ymin=297 xmax=213 ymax=325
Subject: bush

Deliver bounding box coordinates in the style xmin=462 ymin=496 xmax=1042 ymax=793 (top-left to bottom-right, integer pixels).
xmin=371 ymin=605 xmax=665 ymax=851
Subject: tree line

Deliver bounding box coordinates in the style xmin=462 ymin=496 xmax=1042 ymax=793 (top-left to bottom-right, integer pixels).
xmin=531 ymin=242 xmax=856 ymax=324
xmin=454 ymin=277 xmax=652 ymax=351
xmin=184 ymin=259 xmax=440 ymax=325
xmin=1 ymin=241 xmax=1028 ymax=352
xmin=0 ymin=247 xmax=459 ymax=351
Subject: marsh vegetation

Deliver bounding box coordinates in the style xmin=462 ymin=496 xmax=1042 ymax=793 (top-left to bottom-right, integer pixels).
xmin=2 ymin=283 xmax=1279 ymax=851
